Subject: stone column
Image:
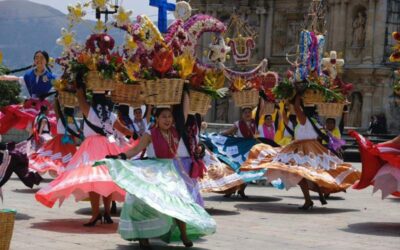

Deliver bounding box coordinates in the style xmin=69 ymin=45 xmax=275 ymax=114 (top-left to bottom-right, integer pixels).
xmin=363 ymin=0 xmax=377 ymax=63
xmin=264 ymin=0 xmax=273 ymax=58
xmin=331 ymin=0 xmax=341 ymax=49
xmin=362 ymin=91 xmax=373 ymax=129
xmin=327 ymin=0 xmax=336 ymax=50
xmin=337 ymin=0 xmax=348 ymax=52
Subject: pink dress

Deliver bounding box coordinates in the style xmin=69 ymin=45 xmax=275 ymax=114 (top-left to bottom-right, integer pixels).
xmin=35 ymin=108 xmax=126 ymax=208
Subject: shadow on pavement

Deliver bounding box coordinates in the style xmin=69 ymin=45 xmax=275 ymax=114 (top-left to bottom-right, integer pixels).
xmin=75 ymin=207 xmax=121 ymax=217
xmin=388 ymin=197 xmax=400 ymax=203
xmin=31 ymin=219 xmax=119 ymax=234
xmin=10 ymin=177 xmax=53 ymax=183
xmin=235 ymin=202 xmax=359 ymax=214
xmin=15 ymin=212 xmax=34 ymax=220
xmin=12 ymin=187 xmax=40 ymax=194
xmin=277 ymin=195 xmax=345 ymax=201
xmin=114 ymin=241 xmax=210 ymax=250
xmin=342 ymin=222 xmax=400 ymax=237
xmin=205 ymin=207 xmax=240 ymax=216
xmin=204 ymin=195 xmax=281 ymax=203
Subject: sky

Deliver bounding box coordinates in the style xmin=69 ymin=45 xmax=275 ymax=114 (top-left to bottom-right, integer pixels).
xmin=1 ymin=0 xmax=178 ymax=20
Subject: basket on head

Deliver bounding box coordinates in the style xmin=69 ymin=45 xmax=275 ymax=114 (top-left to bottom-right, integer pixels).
xmin=264 ymin=102 xmax=275 ymax=115
xmin=303 ymin=89 xmax=324 ymax=106
xmin=0 ymin=209 xmax=16 ymax=250
xmin=189 ymin=90 xmax=212 ymax=116
xmin=86 ymin=71 xmax=116 ymax=92
xmin=111 ymin=82 xmax=143 ymax=107
xmin=232 ymin=89 xmax=259 ymax=108
xmin=316 ymin=102 xmax=346 ymax=117
xmin=142 ymin=78 xmax=185 ymax=105
xmin=59 ymin=91 xmax=78 ymax=108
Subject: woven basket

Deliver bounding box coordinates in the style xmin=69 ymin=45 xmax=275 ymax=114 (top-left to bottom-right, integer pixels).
xmin=0 ymin=210 xmax=16 ymax=250
xmin=316 ymin=102 xmax=346 ymax=117
xmin=303 ymin=89 xmax=324 ymax=105
xmin=86 ymin=71 xmax=116 ymax=92
xmin=189 ymin=90 xmax=212 ymax=116
xmin=232 ymin=89 xmax=259 ymax=108
xmin=59 ymin=91 xmax=78 ymax=107
xmin=264 ymin=102 xmax=275 ymax=114
xmin=111 ymin=82 xmax=143 ymax=106
xmin=142 ymin=78 xmax=185 ymax=105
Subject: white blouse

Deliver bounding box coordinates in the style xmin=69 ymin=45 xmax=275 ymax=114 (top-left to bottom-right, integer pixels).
xmin=295 ymin=119 xmax=320 ymax=140
xmin=83 ymin=108 xmax=116 ymax=137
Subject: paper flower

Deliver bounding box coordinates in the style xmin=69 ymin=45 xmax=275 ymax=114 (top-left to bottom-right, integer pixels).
xmin=124 ymin=34 xmax=138 ymax=56
xmin=189 ymin=64 xmax=206 ymax=88
xmin=56 ymin=28 xmax=76 ymax=50
xmin=124 ymin=61 xmax=141 ymax=81
xmin=94 ymin=20 xmax=107 ymax=33
xmin=232 ymin=77 xmax=246 ymax=91
xmin=152 ymin=47 xmax=174 ymax=74
xmin=136 ymin=15 xmax=165 ymax=51
xmin=204 ymin=69 xmax=225 ymax=89
xmin=67 ymin=3 xmax=86 ymax=25
xmin=114 ymin=6 xmax=133 ymax=27
xmin=208 ymin=37 xmax=231 ymax=63
xmin=175 ymin=51 xmax=195 ymax=79
xmin=91 ymin=0 xmax=109 ymax=10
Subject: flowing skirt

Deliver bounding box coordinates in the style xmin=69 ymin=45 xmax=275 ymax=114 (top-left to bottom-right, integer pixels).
xmin=350 ymin=131 xmax=400 ymax=198
xmin=29 ymin=134 xmax=77 ymax=176
xmin=102 ymin=158 xmax=216 ymax=242
xmin=0 ymin=99 xmax=56 ymax=134
xmin=241 ymin=141 xmax=360 ymax=193
xmin=35 ymin=135 xmax=125 ymax=208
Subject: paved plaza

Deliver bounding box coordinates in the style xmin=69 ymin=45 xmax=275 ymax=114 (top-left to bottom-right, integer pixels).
xmin=1 ymin=163 xmax=399 ymax=250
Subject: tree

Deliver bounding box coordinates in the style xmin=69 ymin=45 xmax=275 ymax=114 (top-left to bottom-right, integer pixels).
xmin=0 ymin=64 xmax=22 ymax=108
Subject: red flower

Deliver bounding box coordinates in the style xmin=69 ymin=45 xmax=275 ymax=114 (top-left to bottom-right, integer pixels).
xmin=152 ymin=48 xmax=173 ymax=74
xmin=393 ymin=32 xmax=400 ymax=41
xmin=189 ymin=64 xmax=206 ymax=88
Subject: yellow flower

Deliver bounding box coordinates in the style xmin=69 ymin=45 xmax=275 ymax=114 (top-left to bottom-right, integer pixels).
xmin=233 ymin=77 xmax=245 ymax=91
xmin=94 ymin=20 xmax=107 ymax=33
xmin=204 ymin=69 xmax=225 ymax=89
xmin=67 ymin=3 xmax=86 ymax=24
xmin=125 ymin=35 xmax=137 ymax=51
xmin=176 ymin=52 xmax=195 ymax=79
xmin=92 ymin=0 xmax=108 ymax=10
xmin=56 ymin=28 xmax=75 ymax=50
xmin=124 ymin=61 xmax=141 ymax=81
xmin=114 ymin=7 xmax=132 ymax=27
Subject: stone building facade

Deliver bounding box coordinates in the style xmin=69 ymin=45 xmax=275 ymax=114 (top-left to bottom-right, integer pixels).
xmin=190 ymin=0 xmax=400 ymax=133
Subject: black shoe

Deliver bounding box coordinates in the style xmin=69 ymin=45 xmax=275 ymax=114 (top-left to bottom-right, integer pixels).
xmin=83 ymin=214 xmax=103 ymax=227
xmin=237 ymin=190 xmax=248 ymax=199
xmin=223 ymin=192 xmax=233 ymax=198
xmin=319 ymin=196 xmax=328 ymax=205
xmin=103 ymin=213 xmax=114 ymax=224
xmin=139 ymin=239 xmax=152 ymax=250
xmin=298 ymin=201 xmax=314 ymax=210
xmin=111 ymin=201 xmax=117 ymax=215
xmin=180 ymin=236 xmax=193 ymax=248
xmin=33 ymin=173 xmax=43 ymax=186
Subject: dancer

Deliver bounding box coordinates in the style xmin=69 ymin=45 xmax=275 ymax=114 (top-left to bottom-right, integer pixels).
xmin=258 ymin=114 xmax=278 ymax=141
xmin=241 ymin=94 xmax=360 ymax=209
xmin=132 ymin=106 xmax=151 ymax=137
xmin=30 ymin=105 xmax=52 ymax=152
xmin=102 ymin=105 xmax=215 ymax=248
xmin=29 ymin=98 xmax=81 ymax=176
xmin=0 ymin=51 xmax=56 ymax=134
xmin=350 ymin=132 xmax=400 ymax=198
xmin=35 ymin=75 xmax=130 ymax=226
xmin=0 ymin=140 xmax=42 ymax=200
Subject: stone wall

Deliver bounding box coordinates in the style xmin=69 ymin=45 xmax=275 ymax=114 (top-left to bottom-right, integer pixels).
xmin=190 ymin=0 xmax=399 ymax=133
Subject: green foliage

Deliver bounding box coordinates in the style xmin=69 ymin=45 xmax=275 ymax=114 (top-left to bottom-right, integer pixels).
xmin=0 ymin=64 xmax=22 ymax=108
xmin=272 ymin=78 xmax=295 ymax=100
xmin=308 ymin=82 xmax=344 ymax=102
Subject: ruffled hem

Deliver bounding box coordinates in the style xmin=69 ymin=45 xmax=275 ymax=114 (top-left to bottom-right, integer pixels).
xmin=103 ymin=158 xmax=216 ymax=242
xmin=35 ymin=164 xmax=126 ymax=208
xmin=371 ymin=163 xmax=400 ymax=199
xmin=29 ymin=135 xmax=77 ymax=175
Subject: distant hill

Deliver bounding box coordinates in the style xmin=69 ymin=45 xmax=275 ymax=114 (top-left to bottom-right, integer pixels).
xmin=0 ymin=0 xmax=125 ymax=75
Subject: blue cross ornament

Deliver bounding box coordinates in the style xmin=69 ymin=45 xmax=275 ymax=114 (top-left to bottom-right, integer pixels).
xmin=149 ymin=0 xmax=176 ymax=33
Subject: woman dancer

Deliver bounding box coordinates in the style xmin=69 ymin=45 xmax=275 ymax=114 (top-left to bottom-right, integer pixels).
xmin=103 ymin=106 xmax=215 ymax=248
xmin=0 ymin=51 xmax=56 ymax=134
xmin=29 ymin=98 xmax=81 ymax=176
xmin=350 ymin=132 xmax=400 ymax=198
xmin=241 ymin=94 xmax=360 ymax=209
xmin=35 ymin=76 xmax=130 ymax=226
xmin=30 ymin=105 xmax=52 ymax=152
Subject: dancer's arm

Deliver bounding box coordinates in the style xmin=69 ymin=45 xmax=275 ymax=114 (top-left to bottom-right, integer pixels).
xmin=183 ymin=91 xmax=189 ymax=123
xmin=221 ymin=125 xmax=238 ymax=136
xmin=76 ymin=88 xmax=90 ymax=117
xmin=124 ymin=133 xmax=151 ymax=158
xmin=113 ymin=118 xmax=133 ymax=136
xmin=294 ymin=95 xmax=306 ymax=125
xmin=144 ymin=105 xmax=152 ymax=123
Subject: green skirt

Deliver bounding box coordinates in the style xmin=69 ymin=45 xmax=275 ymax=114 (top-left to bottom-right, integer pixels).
xmin=103 ymin=158 xmax=216 ymax=242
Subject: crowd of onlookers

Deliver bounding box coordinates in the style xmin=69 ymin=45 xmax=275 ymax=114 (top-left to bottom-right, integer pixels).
xmin=368 ymin=114 xmax=388 ymax=135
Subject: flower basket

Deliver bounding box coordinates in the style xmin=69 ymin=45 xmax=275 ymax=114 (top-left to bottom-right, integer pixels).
xmin=86 ymin=71 xmax=116 ymax=92
xmin=59 ymin=91 xmax=78 ymax=108
xmin=142 ymin=78 xmax=185 ymax=105
xmin=111 ymin=82 xmax=143 ymax=107
xmin=0 ymin=209 xmax=16 ymax=250
xmin=264 ymin=102 xmax=275 ymax=114
xmin=303 ymin=89 xmax=324 ymax=106
xmin=232 ymin=89 xmax=259 ymax=108
xmin=316 ymin=102 xmax=346 ymax=117
xmin=189 ymin=90 xmax=212 ymax=116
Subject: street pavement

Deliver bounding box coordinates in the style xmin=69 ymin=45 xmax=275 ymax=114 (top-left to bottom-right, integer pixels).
xmin=1 ymin=163 xmax=399 ymax=250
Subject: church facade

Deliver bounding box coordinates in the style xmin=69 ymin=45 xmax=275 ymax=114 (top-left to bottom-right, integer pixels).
xmin=191 ymin=0 xmax=400 ymax=133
